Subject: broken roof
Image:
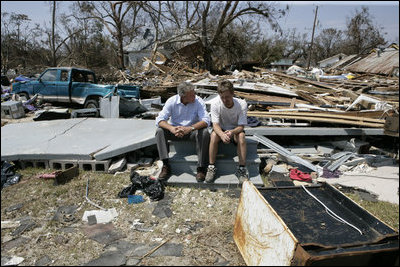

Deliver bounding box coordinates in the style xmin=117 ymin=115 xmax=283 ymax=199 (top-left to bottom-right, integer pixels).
xmin=318 ymin=53 xmax=347 ymax=64
xmin=124 ymin=28 xmax=155 ymax=52
xmin=325 ymin=54 xmax=360 ymax=71
xmin=344 ymin=49 xmax=399 ymax=75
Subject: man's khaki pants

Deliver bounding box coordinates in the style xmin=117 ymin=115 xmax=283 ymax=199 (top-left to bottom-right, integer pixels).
xmin=155 ymin=127 xmax=210 ymax=168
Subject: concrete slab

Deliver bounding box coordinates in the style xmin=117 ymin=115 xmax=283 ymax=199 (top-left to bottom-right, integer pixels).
xmin=319 ymin=164 xmax=399 ymax=205
xmin=167 ymin=172 xmax=263 ymax=189
xmin=1 ymin=118 xmax=156 ymax=161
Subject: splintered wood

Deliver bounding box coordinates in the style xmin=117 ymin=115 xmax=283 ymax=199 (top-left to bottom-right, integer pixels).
xmin=120 ymin=56 xmax=398 ymax=128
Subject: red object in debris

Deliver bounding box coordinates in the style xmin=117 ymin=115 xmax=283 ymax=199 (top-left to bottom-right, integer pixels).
xmin=289 ymin=168 xmax=312 ymax=182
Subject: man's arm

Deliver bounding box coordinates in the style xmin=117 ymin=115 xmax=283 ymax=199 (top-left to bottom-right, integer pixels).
xmin=213 ymin=122 xmax=231 ymax=144
xmin=226 ymin=125 xmax=244 ymax=136
xmin=158 ymin=120 xmax=174 ymax=132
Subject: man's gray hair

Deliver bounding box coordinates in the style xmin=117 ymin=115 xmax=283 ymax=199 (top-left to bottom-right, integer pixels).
xmin=177 ymin=81 xmax=195 ymax=97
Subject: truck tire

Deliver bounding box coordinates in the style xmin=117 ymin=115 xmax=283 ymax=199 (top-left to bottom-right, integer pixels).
xmin=18 ymin=92 xmax=29 ymax=100
xmin=84 ymin=99 xmax=99 ymax=109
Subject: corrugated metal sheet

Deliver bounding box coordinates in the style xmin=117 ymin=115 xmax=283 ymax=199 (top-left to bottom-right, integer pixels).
xmin=318 ymin=53 xmax=347 ymax=64
xmin=326 ymin=54 xmax=360 ymax=71
xmin=344 ymin=50 xmax=399 ymax=75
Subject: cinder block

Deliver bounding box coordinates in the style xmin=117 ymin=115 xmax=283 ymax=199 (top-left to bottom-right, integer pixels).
xmin=49 ymin=159 xmax=111 ymax=172
xmin=20 ymin=160 xmax=49 ymax=169
xmin=78 ymin=159 xmax=111 ymax=172
xmin=49 ymin=159 xmax=78 ymax=170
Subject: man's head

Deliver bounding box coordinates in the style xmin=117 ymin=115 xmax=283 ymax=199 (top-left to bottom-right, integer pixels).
xmin=217 ymin=80 xmax=234 ymax=108
xmin=177 ymin=81 xmax=196 ymax=104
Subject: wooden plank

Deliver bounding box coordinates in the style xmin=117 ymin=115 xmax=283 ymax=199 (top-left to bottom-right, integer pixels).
xmin=249 ymin=111 xmax=385 ymax=123
xmin=294 ymin=85 xmax=333 ymax=93
xmin=295 ymin=91 xmax=326 ymax=105
xmin=235 ymin=91 xmax=308 ymax=105
xmin=261 ymin=70 xmax=339 ymax=90
xmin=143 ymin=57 xmax=166 ymax=73
xmin=247 ymin=113 xmax=384 ymax=128
xmin=255 ymin=68 xmax=363 ymax=102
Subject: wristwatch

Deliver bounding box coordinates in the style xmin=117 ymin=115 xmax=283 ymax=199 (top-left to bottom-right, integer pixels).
xmin=190 ymin=126 xmax=195 ymax=131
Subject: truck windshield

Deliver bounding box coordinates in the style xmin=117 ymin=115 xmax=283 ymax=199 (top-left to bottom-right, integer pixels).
xmin=41 ymin=70 xmax=58 ymax=81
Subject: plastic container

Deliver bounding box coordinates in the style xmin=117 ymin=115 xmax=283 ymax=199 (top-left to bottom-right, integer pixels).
xmin=128 ymin=195 xmax=144 ymax=204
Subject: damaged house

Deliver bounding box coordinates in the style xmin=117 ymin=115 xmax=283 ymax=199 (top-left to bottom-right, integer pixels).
xmin=343 ymin=45 xmax=399 ymax=76
xmin=324 ymin=44 xmax=399 ymax=76
xmin=318 ymin=53 xmax=347 ymax=68
xmin=123 ymin=28 xmax=203 ymax=70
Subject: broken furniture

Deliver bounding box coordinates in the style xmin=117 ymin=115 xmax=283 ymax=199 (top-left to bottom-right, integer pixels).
xmin=234 ymin=181 xmax=399 ymax=266
xmin=38 ymin=166 xmax=79 ymax=185
xmin=54 ymin=165 xmax=79 ymax=185
xmin=384 ymin=114 xmax=399 ymax=137
xmin=1 ymin=100 xmax=25 ymax=119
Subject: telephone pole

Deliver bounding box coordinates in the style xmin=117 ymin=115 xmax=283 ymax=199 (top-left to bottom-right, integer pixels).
xmin=307 ymin=5 xmax=318 ymax=70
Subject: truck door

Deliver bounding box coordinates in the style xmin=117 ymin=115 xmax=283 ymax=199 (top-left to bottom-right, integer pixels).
xmin=35 ymin=69 xmax=58 ymax=102
xmin=57 ymin=69 xmax=70 ymax=103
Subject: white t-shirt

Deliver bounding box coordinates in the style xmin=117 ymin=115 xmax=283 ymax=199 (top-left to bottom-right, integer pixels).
xmin=210 ymin=97 xmax=247 ymax=130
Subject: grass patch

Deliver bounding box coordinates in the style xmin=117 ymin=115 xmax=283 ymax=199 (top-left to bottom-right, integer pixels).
xmin=343 ymin=192 xmax=399 ymax=231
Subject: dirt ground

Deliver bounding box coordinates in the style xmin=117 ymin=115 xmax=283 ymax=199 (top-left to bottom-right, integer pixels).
xmin=1 ymin=166 xmax=247 ymax=266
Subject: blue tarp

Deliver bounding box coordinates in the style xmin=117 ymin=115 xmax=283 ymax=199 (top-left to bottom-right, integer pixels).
xmin=14 ymin=75 xmax=32 ymax=82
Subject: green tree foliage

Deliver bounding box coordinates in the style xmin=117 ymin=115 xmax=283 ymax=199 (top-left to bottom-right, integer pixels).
xmin=1 ymin=3 xmax=393 ymax=75
xmin=1 ymin=12 xmax=44 ymax=74
xmin=343 ymin=6 xmax=387 ymax=55
xmin=313 ymin=28 xmax=344 ymax=62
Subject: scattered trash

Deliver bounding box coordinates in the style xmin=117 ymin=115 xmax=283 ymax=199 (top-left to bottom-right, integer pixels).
xmin=289 ymin=168 xmax=312 ymax=182
xmin=38 ymin=166 xmax=79 ymax=185
xmin=38 ymin=171 xmax=61 ymax=179
xmin=1 ymin=101 xmax=25 ymax=119
xmin=118 ymin=171 xmax=164 ymax=201
xmin=33 ymin=109 xmax=71 ymax=121
xmin=1 ymin=161 xmax=22 ymax=190
xmin=108 ymin=157 xmax=127 ymax=174
xmin=321 ymin=168 xmax=342 ymax=178
xmin=1 ymin=255 xmax=25 ymax=266
xmin=128 ymin=194 xmax=145 ymax=204
xmin=247 ymin=116 xmax=261 ymax=127
xmin=82 ymin=208 xmax=118 ymax=224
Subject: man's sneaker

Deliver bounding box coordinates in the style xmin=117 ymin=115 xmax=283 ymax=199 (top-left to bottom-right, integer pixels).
xmin=205 ymin=165 xmax=217 ymax=183
xmin=235 ymin=166 xmax=249 ymax=184
xmin=196 ymin=167 xmax=206 ymax=182
xmin=158 ymin=164 xmax=171 ymax=181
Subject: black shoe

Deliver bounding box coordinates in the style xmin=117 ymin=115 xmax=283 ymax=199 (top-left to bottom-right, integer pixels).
xmin=159 ymin=164 xmax=171 ymax=181
xmin=196 ymin=167 xmax=206 ymax=182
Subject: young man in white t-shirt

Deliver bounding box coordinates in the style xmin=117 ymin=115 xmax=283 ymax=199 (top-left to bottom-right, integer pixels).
xmin=206 ymin=80 xmax=249 ymax=184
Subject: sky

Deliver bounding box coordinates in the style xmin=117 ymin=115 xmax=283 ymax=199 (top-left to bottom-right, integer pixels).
xmin=1 ymin=1 xmax=399 ymax=43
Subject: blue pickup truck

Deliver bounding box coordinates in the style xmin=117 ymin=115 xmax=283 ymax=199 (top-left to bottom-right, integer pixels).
xmin=11 ymin=67 xmax=140 ymax=109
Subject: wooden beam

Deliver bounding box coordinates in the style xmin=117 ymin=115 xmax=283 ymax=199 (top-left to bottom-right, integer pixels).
xmin=247 ymin=112 xmax=384 ymax=128
xmin=248 ymin=111 xmax=385 ymax=123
